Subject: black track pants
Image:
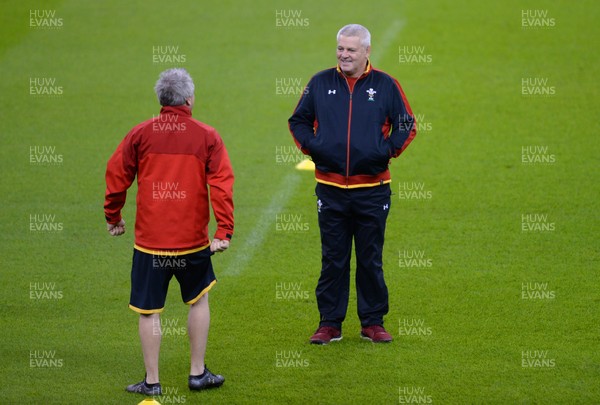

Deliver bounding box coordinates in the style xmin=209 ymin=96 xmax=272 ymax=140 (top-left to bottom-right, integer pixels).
xmin=314 ymin=182 xmax=391 ymax=330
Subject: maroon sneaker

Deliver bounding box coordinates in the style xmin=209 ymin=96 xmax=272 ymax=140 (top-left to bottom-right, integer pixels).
xmin=310 ymin=326 xmax=342 ymax=344
xmin=361 ymin=325 xmax=393 ymax=343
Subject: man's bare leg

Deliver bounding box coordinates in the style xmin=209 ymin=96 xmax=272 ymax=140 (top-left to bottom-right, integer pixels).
xmin=139 ymin=313 xmax=161 ymax=383
xmin=188 ymin=293 xmax=210 ymax=376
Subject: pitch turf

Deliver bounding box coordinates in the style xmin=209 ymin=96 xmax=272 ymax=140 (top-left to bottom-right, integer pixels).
xmin=1 ymin=0 xmax=598 ymax=403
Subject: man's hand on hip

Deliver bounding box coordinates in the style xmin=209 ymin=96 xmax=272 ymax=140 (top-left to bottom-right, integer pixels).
xmin=210 ymin=238 xmax=230 ymax=253
xmin=107 ymin=219 xmax=126 ymax=236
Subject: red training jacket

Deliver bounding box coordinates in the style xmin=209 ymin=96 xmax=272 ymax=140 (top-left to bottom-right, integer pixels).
xmin=104 ymin=105 xmax=234 ymax=253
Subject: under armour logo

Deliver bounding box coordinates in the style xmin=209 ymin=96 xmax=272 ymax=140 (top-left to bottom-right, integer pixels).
xmin=317 ymin=199 xmax=323 ymax=213
xmin=383 ymin=204 xmax=389 ymax=210
xmin=328 ymin=90 xmax=336 ymax=95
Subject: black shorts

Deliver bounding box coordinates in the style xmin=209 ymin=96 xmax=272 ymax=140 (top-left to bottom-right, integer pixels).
xmin=129 ymin=246 xmax=216 ymax=314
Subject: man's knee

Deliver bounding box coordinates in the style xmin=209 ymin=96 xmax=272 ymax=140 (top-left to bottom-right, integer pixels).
xmin=192 ymin=293 xmax=209 ymax=307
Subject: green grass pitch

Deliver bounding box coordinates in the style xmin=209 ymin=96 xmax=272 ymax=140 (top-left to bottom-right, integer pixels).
xmin=1 ymin=0 xmax=598 ymax=403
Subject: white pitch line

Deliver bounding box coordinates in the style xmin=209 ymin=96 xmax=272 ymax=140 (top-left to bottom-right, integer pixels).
xmin=371 ymin=20 xmax=406 ymax=65
xmin=222 ymin=171 xmax=302 ymax=276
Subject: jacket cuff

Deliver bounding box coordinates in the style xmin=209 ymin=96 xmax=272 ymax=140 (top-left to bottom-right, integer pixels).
xmin=214 ymin=229 xmax=233 ymax=241
xmin=105 ymin=214 xmax=122 ymax=225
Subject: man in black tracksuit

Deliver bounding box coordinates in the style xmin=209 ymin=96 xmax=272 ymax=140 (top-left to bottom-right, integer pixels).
xmin=288 ymin=24 xmax=417 ymax=344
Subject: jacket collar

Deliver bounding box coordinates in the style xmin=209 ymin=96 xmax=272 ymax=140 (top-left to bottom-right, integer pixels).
xmin=159 ymin=105 xmax=192 ymax=116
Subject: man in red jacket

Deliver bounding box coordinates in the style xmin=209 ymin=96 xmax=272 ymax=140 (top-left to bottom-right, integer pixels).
xmin=104 ymin=68 xmax=234 ymax=395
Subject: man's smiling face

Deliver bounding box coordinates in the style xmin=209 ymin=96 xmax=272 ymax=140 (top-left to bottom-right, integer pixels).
xmin=337 ymin=35 xmax=370 ymax=78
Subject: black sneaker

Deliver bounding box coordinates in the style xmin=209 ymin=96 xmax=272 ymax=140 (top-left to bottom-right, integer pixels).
xmin=125 ymin=379 xmax=162 ymax=396
xmin=188 ymin=367 xmax=225 ymax=390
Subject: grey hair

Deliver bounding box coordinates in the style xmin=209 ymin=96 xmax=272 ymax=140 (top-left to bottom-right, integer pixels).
xmin=154 ymin=68 xmax=195 ymax=106
xmin=337 ymin=24 xmax=371 ymax=48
